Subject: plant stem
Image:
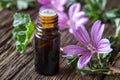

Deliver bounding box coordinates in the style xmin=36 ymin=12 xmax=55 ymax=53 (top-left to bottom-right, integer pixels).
xmin=97 ymin=53 xmax=102 ymax=68
xmin=68 ymin=57 xmax=77 ymax=65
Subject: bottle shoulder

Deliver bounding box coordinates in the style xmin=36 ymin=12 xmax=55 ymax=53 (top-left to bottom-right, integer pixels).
xmin=35 ymin=32 xmax=60 ymax=39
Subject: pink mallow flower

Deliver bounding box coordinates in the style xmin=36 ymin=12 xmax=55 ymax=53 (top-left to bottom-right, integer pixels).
xmin=58 ymin=3 xmax=88 ymax=31
xmin=37 ymin=0 xmax=68 ymax=11
xmin=62 ymin=20 xmax=112 ymax=69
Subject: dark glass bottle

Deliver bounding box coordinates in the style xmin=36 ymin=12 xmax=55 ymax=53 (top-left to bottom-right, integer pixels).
xmin=34 ymin=9 xmax=60 ymax=76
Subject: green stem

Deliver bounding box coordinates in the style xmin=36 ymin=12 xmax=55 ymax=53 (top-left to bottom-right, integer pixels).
xmin=91 ymin=69 xmax=109 ymax=72
xmin=79 ymin=68 xmax=111 ymax=74
xmin=97 ymin=53 xmax=102 ymax=68
xmin=68 ymin=57 xmax=77 ymax=65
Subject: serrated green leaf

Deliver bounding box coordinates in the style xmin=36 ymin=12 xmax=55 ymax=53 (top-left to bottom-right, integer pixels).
xmin=13 ymin=13 xmax=30 ymax=27
xmin=17 ymin=0 xmax=28 ymax=10
xmin=17 ymin=0 xmax=35 ymax=10
xmin=13 ymin=13 xmax=34 ymax=53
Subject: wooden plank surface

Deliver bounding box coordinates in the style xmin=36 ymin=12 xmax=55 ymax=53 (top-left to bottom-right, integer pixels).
xmin=0 ymin=0 xmax=120 ymax=80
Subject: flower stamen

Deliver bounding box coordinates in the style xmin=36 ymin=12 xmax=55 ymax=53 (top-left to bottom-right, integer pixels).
xmin=87 ymin=44 xmax=96 ymax=53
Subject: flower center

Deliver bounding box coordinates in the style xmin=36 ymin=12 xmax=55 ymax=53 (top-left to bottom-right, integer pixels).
xmin=87 ymin=44 xmax=96 ymax=53
xmin=67 ymin=20 xmax=73 ymax=28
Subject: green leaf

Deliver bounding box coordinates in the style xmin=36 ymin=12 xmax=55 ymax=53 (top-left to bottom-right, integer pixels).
xmin=80 ymin=71 xmax=86 ymax=76
xmin=102 ymin=36 xmax=118 ymax=64
xmin=17 ymin=0 xmax=28 ymax=10
xmin=76 ymin=66 xmax=91 ymax=76
xmin=0 ymin=0 xmax=35 ymax=10
xmin=84 ymin=0 xmax=107 ymax=12
xmin=83 ymin=0 xmax=120 ymax=23
xmin=84 ymin=0 xmax=107 ymax=22
xmin=115 ymin=18 xmax=120 ymax=39
xmin=65 ymin=0 xmax=77 ymax=9
xmin=67 ymin=56 xmax=78 ymax=68
xmin=76 ymin=0 xmax=85 ymax=3
xmin=105 ymin=9 xmax=119 ymax=19
xmin=0 ymin=0 xmax=16 ymax=9
xmin=17 ymin=0 xmax=35 ymax=10
xmin=96 ymin=0 xmax=107 ymax=11
xmin=13 ymin=13 xmax=34 ymax=53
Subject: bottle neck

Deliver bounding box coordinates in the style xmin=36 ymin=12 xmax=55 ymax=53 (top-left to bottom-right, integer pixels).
xmin=35 ymin=9 xmax=59 ymax=38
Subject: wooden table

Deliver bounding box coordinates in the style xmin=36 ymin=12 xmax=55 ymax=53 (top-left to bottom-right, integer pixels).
xmin=0 ymin=0 xmax=120 ymax=80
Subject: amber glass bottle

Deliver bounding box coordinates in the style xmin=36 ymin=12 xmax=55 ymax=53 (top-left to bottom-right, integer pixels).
xmin=34 ymin=9 xmax=60 ymax=76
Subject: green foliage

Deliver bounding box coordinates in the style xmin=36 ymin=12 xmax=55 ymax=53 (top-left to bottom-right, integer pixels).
xmin=66 ymin=37 xmax=119 ymax=74
xmin=65 ymin=0 xmax=120 ymax=75
xmin=0 ymin=0 xmax=35 ymax=10
xmin=13 ymin=13 xmax=34 ymax=53
xmin=65 ymin=0 xmax=77 ymax=9
xmin=83 ymin=0 xmax=120 ymax=22
xmin=103 ymin=8 xmax=120 ymax=22
xmin=115 ymin=18 xmax=120 ymax=39
xmin=65 ymin=0 xmax=84 ymax=9
xmin=67 ymin=56 xmax=78 ymax=67
xmin=77 ymin=66 xmax=91 ymax=76
xmin=102 ymin=37 xmax=117 ymax=66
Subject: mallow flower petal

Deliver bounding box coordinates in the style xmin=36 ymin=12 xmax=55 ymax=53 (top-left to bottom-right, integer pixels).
xmin=55 ymin=0 xmax=68 ymax=5
xmin=54 ymin=5 xmax=64 ymax=12
xmin=63 ymin=45 xmax=89 ymax=57
xmin=91 ymin=20 xmax=104 ymax=48
xmin=52 ymin=0 xmax=67 ymax=11
xmin=69 ymin=3 xmax=81 ymax=19
xmin=69 ymin=25 xmax=76 ymax=33
xmin=57 ymin=11 xmax=68 ymax=30
xmin=37 ymin=0 xmax=50 ymax=5
xmin=40 ymin=5 xmax=52 ymax=10
xmin=72 ymin=11 xmax=86 ymax=21
xmin=77 ymin=53 xmax=93 ymax=69
xmin=71 ymin=25 xmax=90 ymax=45
xmin=96 ymin=38 xmax=112 ymax=54
xmin=76 ymin=17 xmax=88 ymax=26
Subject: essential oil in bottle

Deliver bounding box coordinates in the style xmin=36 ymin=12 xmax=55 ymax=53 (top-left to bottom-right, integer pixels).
xmin=34 ymin=9 xmax=60 ymax=76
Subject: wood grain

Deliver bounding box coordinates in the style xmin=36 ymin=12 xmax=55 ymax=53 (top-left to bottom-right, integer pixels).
xmin=0 ymin=0 xmax=120 ymax=80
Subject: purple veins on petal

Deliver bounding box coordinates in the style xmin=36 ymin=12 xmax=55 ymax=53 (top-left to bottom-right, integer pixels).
xmin=63 ymin=45 xmax=89 ymax=57
xmin=77 ymin=53 xmax=93 ymax=69
xmin=62 ymin=20 xmax=112 ymax=70
xmin=72 ymin=11 xmax=86 ymax=20
xmin=57 ymin=3 xmax=88 ymax=31
xmin=55 ymin=0 xmax=68 ymax=11
xmin=96 ymin=38 xmax=112 ymax=54
xmin=91 ymin=20 xmax=105 ymax=47
xmin=69 ymin=3 xmax=81 ymax=19
xmin=72 ymin=25 xmax=90 ymax=45
xmin=76 ymin=17 xmax=89 ymax=26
